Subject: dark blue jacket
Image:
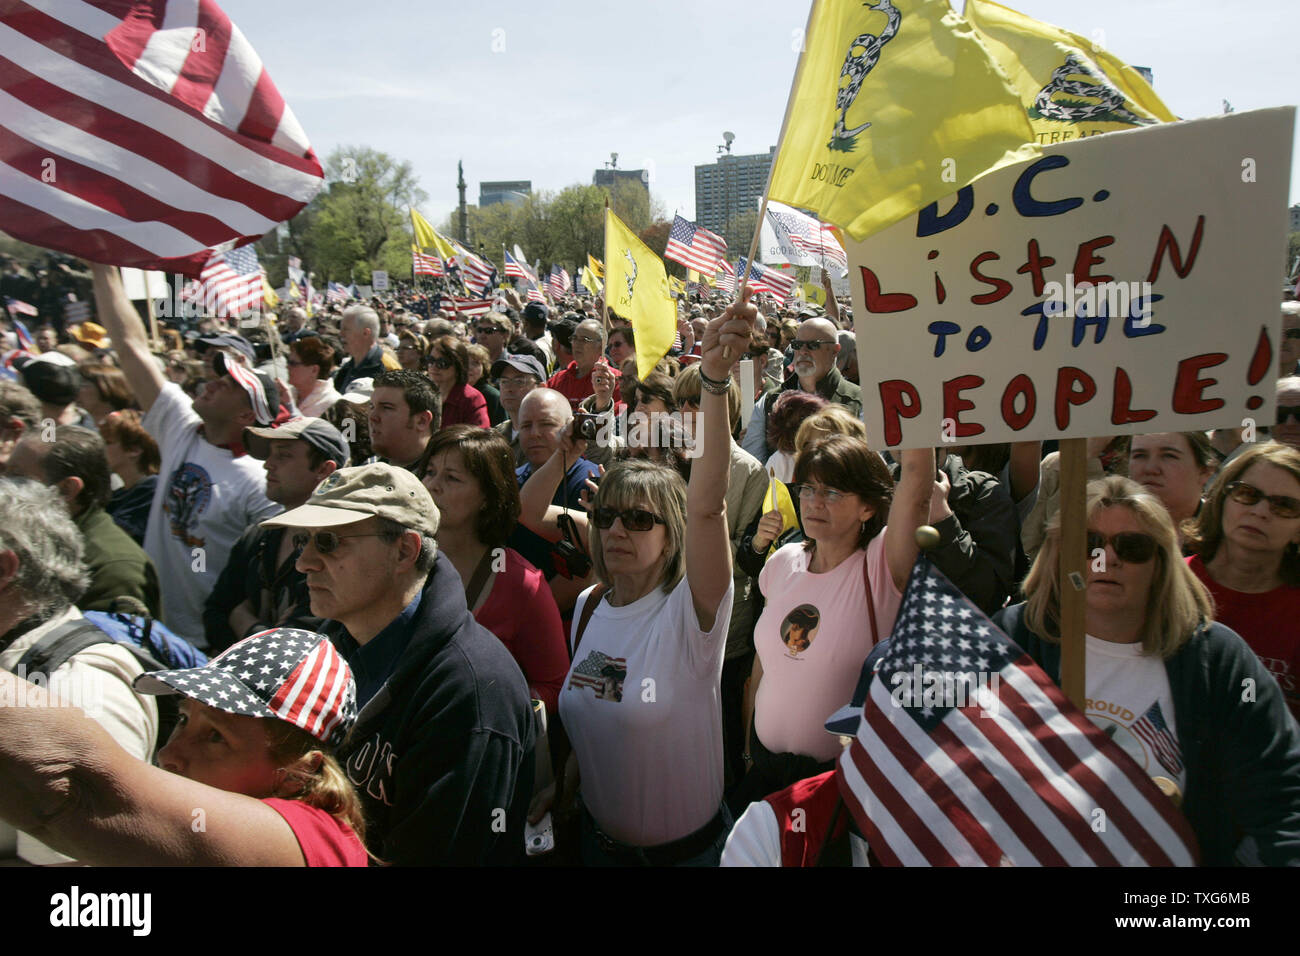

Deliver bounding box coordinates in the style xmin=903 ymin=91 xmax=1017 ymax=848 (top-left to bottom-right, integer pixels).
xmin=994 ymin=602 xmax=1300 ymax=866
xmin=329 ymin=551 xmax=535 ymax=865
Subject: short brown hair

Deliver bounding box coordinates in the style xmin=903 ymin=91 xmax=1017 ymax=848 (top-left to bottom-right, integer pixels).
xmin=793 ymin=434 xmax=893 ymax=549
xmin=78 ymin=363 xmax=135 ymax=412
xmin=465 ymin=343 xmax=491 ymax=383
xmin=673 ymin=364 xmax=741 ymax=434
xmin=424 ymin=426 xmax=520 ymax=546
xmin=291 ymin=336 xmax=336 ymax=381
xmin=98 ymin=409 xmax=161 ymax=475
xmin=429 ymin=335 xmax=468 ymax=388
xmin=633 ymin=371 xmax=677 ymax=413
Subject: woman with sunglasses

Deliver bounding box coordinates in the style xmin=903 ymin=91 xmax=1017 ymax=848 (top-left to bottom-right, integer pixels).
xmin=425 ymin=335 xmax=489 ymax=429
xmin=0 ymin=627 xmax=369 ymax=865
xmin=1184 ymin=442 xmax=1300 ymax=720
xmin=550 ymin=295 xmax=758 ymax=866
xmin=995 ymin=475 xmax=1300 ymax=865
xmin=732 ymin=434 xmax=932 ymax=809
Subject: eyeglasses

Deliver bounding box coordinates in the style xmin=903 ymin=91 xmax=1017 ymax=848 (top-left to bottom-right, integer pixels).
xmin=1224 ymin=481 xmax=1300 ymax=518
xmin=292 ymin=531 xmax=395 ymax=554
xmin=1086 ymin=530 xmax=1158 ymax=563
xmin=499 ymin=376 xmax=535 ymax=389
xmin=592 ymin=507 xmax=666 ymax=531
xmin=792 ymin=339 xmax=835 ymax=352
xmin=1277 ymin=405 xmax=1300 ymax=424
xmin=476 ymin=326 xmax=501 ymax=336
xmin=286 ymin=358 xmax=304 ymax=367
xmin=427 ymin=356 xmax=453 ymax=370
xmin=795 ymin=484 xmax=848 ymax=504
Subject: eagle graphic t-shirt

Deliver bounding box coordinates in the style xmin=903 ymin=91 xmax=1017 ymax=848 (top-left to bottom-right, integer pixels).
xmin=754 ymin=536 xmax=902 ymax=763
xmin=143 ymin=384 xmax=281 ymax=646
xmin=559 ymin=576 xmax=732 ymax=847
xmin=1082 ymin=635 xmax=1185 ymax=793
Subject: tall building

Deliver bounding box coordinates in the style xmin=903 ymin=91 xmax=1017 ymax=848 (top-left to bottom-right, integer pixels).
xmin=593 ymin=167 xmax=648 ymax=199
xmin=479 ymin=180 xmax=531 ymax=207
xmin=695 ymin=147 xmax=776 ymax=237
xmin=1290 ymin=203 xmax=1300 ymax=233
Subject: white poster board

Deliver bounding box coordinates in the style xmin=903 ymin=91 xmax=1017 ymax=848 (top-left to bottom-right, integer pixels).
xmin=846 ymin=108 xmax=1295 ymax=449
xmin=371 ymin=271 xmax=389 ymax=291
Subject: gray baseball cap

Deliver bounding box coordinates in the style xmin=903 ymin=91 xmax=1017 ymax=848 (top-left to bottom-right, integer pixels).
xmin=244 ymin=417 xmax=349 ymax=467
xmin=490 ymin=353 xmax=546 ymax=382
xmin=261 ymin=462 xmax=439 ymax=536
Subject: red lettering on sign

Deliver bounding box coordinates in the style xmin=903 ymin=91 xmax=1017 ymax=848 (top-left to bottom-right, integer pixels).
xmin=1054 ymin=367 xmax=1097 ymax=430
xmin=942 ymin=375 xmax=985 ymax=438
xmin=1072 ymin=235 xmax=1115 ymax=285
xmin=1016 ymin=239 xmax=1055 ymax=296
xmin=1171 ymin=353 xmax=1227 ymax=414
xmin=859 ymin=266 xmax=918 ymax=314
xmin=1000 ymin=373 xmax=1037 ymax=431
xmin=969 ymin=252 xmax=1013 ymax=305
xmin=879 ymin=379 xmax=922 ymax=447
xmin=1110 ymin=368 xmax=1158 ymax=425
xmin=1146 ymin=216 xmax=1205 ymax=283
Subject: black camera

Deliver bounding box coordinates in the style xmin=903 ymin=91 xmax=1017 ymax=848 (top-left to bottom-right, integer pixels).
xmin=550 ymin=538 xmax=592 ymax=579
xmin=573 ymin=411 xmax=601 ymax=442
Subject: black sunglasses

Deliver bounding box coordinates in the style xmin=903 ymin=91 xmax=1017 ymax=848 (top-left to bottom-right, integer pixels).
xmin=427 ymin=356 xmax=453 ymax=370
xmin=476 ymin=326 xmax=501 ymax=335
xmin=792 ymin=339 xmax=835 ymax=352
xmin=1284 ymin=328 xmax=1300 ymax=340
xmin=1277 ymin=405 xmax=1300 ymax=424
xmin=1086 ymin=530 xmax=1157 ymax=564
xmin=292 ymin=531 xmax=395 ymax=554
xmin=1225 ymin=481 xmax=1300 ymax=519
xmin=593 ymin=507 xmax=666 ymax=532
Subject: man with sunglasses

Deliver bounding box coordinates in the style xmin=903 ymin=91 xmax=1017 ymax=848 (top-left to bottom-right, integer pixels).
xmin=547 ymin=318 xmax=608 ymax=412
xmin=1273 ymin=377 xmax=1300 ymax=452
xmin=263 ymin=463 xmax=535 ymax=865
xmin=474 ymin=313 xmax=512 ymax=368
xmin=740 ymin=317 xmax=862 ymax=463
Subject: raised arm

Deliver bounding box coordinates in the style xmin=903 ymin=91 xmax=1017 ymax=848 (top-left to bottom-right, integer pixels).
xmin=90 ymin=264 xmax=165 ymax=412
xmin=0 ymin=671 xmax=310 ymax=866
xmin=687 ymin=293 xmax=756 ymax=629
xmin=1008 ymin=440 xmax=1042 ymax=504
xmin=883 ymin=447 xmax=935 ymax=593
xmin=517 ymin=433 xmax=590 ymax=543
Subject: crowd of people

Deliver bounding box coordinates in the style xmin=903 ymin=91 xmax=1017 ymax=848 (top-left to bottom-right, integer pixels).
xmin=0 ymin=265 xmax=1299 ymax=867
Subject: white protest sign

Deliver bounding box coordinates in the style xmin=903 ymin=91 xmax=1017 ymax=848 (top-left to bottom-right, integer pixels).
xmin=846 ymin=107 xmax=1294 ymax=449
xmin=371 ymin=270 xmax=389 ymax=291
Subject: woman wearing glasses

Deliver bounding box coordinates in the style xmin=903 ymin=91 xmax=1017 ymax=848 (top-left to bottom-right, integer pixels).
xmin=995 ymin=475 xmax=1300 ymax=865
xmin=553 ymin=297 xmax=756 ymax=866
xmin=732 ymin=433 xmax=932 ymax=809
xmin=1184 ymin=442 xmax=1300 ymax=720
xmin=395 ymin=331 xmax=428 ymax=372
xmin=425 ymin=335 xmax=489 ymax=429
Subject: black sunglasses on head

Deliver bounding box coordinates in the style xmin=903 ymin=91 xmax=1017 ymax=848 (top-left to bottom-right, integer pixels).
xmin=593 ymin=507 xmax=666 ymax=532
xmin=1086 ymin=530 xmax=1157 ymax=564
xmin=292 ymin=531 xmax=394 ymax=554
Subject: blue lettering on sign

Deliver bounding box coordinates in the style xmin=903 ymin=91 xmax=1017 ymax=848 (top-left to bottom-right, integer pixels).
xmin=1022 ymin=292 xmax=1167 ymax=351
xmin=1012 ymin=155 xmax=1083 ymax=218
xmin=928 ymin=320 xmax=961 ymax=356
xmin=916 ymin=187 xmax=974 ymax=238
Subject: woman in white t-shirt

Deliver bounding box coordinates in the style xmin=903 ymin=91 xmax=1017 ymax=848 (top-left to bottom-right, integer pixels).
xmin=553 ymin=297 xmax=756 ymax=866
xmin=734 ymin=435 xmax=934 ymax=808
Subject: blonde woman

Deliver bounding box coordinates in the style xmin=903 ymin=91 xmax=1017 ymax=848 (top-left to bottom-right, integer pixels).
xmin=993 ymin=476 xmax=1300 ymax=866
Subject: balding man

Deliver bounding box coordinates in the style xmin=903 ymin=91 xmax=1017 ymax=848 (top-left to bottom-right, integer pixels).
xmin=546 ymin=318 xmax=607 ymax=411
xmin=334 ymin=305 xmax=387 ymax=394
xmin=741 ymin=316 xmax=862 ymax=462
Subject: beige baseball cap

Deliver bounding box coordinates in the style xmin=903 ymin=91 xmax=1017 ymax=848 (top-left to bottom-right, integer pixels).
xmin=261 ymin=462 xmax=439 ymax=536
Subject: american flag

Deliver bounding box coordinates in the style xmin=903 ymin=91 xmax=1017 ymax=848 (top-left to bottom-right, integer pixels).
xmin=1131 ymin=700 xmax=1185 ymax=777
xmin=453 ymin=243 xmax=495 ymax=295
xmin=525 ymin=284 xmax=545 ymax=304
xmin=439 ymin=296 xmax=493 ymax=318
xmin=568 ymin=649 xmax=627 ymax=700
xmin=548 ymin=265 xmax=570 ymax=300
xmin=8 ymin=317 xmax=34 ymax=350
xmin=737 ymin=257 xmax=796 ymax=301
xmin=4 ymin=298 xmax=37 ymax=317
xmin=503 ymin=249 xmax=532 ymax=282
xmin=413 ymin=247 xmax=442 ymax=277
xmin=664 ymin=215 xmax=727 ymax=274
xmin=836 ymin=559 xmax=1199 ymax=866
xmin=0 ymin=0 xmax=324 ymax=277
xmin=716 ymin=258 xmax=737 ymax=294
xmin=186 ymin=244 xmax=263 ymax=317
xmin=325 ymin=281 xmax=349 ymax=304
xmin=765 ymin=202 xmax=848 ymax=274
xmin=64 ymin=296 xmax=92 ymax=324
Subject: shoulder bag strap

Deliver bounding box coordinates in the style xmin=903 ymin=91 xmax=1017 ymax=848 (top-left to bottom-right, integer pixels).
xmin=862 ymin=550 xmax=880 ymax=648
xmin=463 ymin=547 xmax=497 ymax=610
xmin=571 ymin=584 xmax=610 ymax=657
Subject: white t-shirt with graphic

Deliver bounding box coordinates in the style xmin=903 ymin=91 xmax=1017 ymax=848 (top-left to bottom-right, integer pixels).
xmin=559 ymin=576 xmax=732 ymax=847
xmin=143 ymin=384 xmax=281 ymax=646
xmin=754 ymin=536 xmax=902 ymax=762
xmin=1084 ymin=635 xmax=1185 ymax=792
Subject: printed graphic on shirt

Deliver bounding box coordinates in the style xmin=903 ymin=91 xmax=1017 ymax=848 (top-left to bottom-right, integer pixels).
xmin=569 ymin=650 xmax=627 ymax=702
xmin=1086 ymin=697 xmax=1184 ymax=778
xmin=781 ymin=604 xmax=820 ymax=658
xmin=164 ymin=462 xmax=212 ymax=548
xmin=345 ymin=732 xmax=397 ymax=807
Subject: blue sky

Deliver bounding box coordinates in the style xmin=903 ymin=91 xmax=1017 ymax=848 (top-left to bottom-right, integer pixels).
xmin=222 ymin=0 xmax=1299 ymax=224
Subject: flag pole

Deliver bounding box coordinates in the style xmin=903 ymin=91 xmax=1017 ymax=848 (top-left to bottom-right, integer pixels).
xmin=1057 ymin=438 xmax=1088 ymax=710
xmin=724 ymin=0 xmax=820 ymax=361
xmin=602 ymin=198 xmax=611 ymax=339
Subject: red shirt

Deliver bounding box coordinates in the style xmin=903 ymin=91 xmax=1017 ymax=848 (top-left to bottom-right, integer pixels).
xmin=546 ymin=361 xmax=596 ymax=410
xmin=475 ymin=548 xmax=570 ymax=714
xmin=440 ymin=382 xmax=490 ymax=428
xmin=263 ymin=798 xmax=369 ymax=866
xmin=1188 ymin=554 xmax=1300 ymax=718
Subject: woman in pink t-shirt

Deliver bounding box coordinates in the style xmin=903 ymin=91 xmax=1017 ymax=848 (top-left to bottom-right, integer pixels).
xmin=1184 ymin=441 xmax=1300 ymax=718
xmin=733 ymin=435 xmax=934 ymax=808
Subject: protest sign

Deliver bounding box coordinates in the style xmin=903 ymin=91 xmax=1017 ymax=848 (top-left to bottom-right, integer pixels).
xmin=846 ymin=107 xmax=1295 ymax=449
xmin=372 ymin=271 xmax=389 ymax=291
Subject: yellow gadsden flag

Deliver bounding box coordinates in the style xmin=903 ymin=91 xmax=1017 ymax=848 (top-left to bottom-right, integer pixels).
xmin=967 ymin=0 xmax=1176 ymax=144
xmin=588 ymin=254 xmax=605 ymax=279
xmin=410 ymin=208 xmax=458 ymax=261
xmin=604 ymin=209 xmax=675 ymax=380
xmin=580 ymin=265 xmax=603 ymax=294
xmin=768 ymin=0 xmax=1040 ymax=241
xmin=761 ymin=471 xmax=800 ymax=556
xmin=262 ymin=276 xmax=280 ymax=308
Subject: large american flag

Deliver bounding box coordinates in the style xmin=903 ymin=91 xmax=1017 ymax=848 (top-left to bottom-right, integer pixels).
xmin=716 ymin=257 xmax=737 ymax=294
xmin=737 ymin=257 xmax=796 ymax=301
xmin=664 ymin=214 xmax=727 ymax=274
xmin=0 ymin=0 xmax=324 ymax=277
xmin=503 ymin=248 xmax=532 ymax=282
xmin=453 ymin=242 xmax=495 ymax=295
xmin=185 ymin=243 xmax=263 ymax=317
xmin=439 ymin=295 xmax=493 ymax=318
xmin=325 ymin=281 xmax=349 ymax=304
xmin=548 ymin=265 xmax=570 ymax=300
xmin=765 ymin=202 xmax=848 ymax=275
xmin=413 ymin=247 xmax=442 ymax=277
xmin=836 ymin=559 xmax=1199 ymax=866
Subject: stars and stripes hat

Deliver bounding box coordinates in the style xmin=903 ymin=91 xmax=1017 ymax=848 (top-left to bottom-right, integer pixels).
xmin=213 ymin=350 xmax=280 ymax=426
xmin=134 ymin=628 xmax=357 ymax=747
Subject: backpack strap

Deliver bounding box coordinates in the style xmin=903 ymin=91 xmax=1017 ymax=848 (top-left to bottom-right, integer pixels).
xmin=862 ymin=551 xmax=880 ymax=647
xmin=571 ymin=584 xmax=609 ymax=657
xmin=14 ymin=620 xmax=114 ymax=677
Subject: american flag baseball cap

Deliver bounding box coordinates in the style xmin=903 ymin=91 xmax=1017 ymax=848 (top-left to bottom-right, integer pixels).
xmin=213 ymin=350 xmax=280 ymax=426
xmin=133 ymin=628 xmax=357 ymax=747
